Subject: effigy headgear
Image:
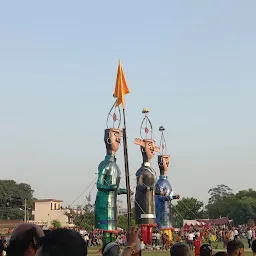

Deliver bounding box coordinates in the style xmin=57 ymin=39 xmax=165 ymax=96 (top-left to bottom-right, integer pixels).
xmin=158 ymin=126 xmax=170 ymax=175
xmin=104 ymin=100 xmax=122 ymax=153
xmin=134 ymin=108 xmax=160 ymax=162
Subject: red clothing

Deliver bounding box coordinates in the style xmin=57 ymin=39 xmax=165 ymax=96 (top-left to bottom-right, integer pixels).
xmin=194 ymin=233 xmax=203 ymax=256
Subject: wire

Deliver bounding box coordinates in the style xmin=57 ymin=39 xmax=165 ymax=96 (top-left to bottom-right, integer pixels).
xmin=55 ymin=176 xmax=97 ymax=221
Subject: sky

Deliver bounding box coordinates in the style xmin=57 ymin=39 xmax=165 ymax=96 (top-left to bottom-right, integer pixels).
xmin=0 ymin=1 xmax=256 ymax=208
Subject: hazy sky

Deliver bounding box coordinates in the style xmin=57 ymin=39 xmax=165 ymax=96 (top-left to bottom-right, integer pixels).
xmin=1 ymin=1 xmax=255 ymax=208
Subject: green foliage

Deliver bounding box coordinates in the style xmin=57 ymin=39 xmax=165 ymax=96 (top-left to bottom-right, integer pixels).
xmin=206 ymin=184 xmax=234 ymax=219
xmin=0 ymin=180 xmax=34 ymax=220
xmin=229 ymin=189 xmax=256 ymax=225
xmin=117 ymin=208 xmax=136 ymax=230
xmin=205 ymin=185 xmax=256 ymax=225
xmin=172 ymin=197 xmax=205 ymax=227
xmin=51 ymin=219 xmax=61 ymax=228
xmin=74 ymin=193 xmax=95 ymax=231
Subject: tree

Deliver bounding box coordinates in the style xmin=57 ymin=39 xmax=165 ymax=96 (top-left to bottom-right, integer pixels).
xmin=206 ymin=184 xmax=234 ymax=219
xmin=229 ymin=189 xmax=256 ymax=225
xmin=74 ymin=193 xmax=94 ymax=230
xmin=172 ymin=197 xmax=205 ymax=227
xmin=0 ymin=180 xmax=34 ymax=220
xmin=51 ymin=219 xmax=61 ymax=228
xmin=117 ymin=212 xmax=135 ymax=230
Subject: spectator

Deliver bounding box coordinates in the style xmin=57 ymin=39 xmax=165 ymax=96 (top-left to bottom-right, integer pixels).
xmin=152 ymin=232 xmax=157 ymax=247
xmin=84 ymin=233 xmax=89 ymax=256
xmin=252 ymin=239 xmax=256 ymax=256
xmin=227 ymin=240 xmax=244 ymax=256
xmin=0 ymin=240 xmax=7 ymax=256
xmin=200 ymin=244 xmax=212 ymax=256
xmin=194 ymin=233 xmax=204 ymax=256
xmin=155 ymin=232 xmax=161 ymax=246
xmin=234 ymin=229 xmax=238 ymax=240
xmin=7 ymin=223 xmax=44 ymax=256
xmin=247 ymin=228 xmax=253 ymax=249
xmin=36 ymin=228 xmax=87 ymax=256
xmin=188 ymin=231 xmax=194 ymax=250
xmin=170 ymin=243 xmax=190 ymax=256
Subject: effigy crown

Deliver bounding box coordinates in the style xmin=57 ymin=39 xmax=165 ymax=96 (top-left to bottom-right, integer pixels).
xmin=134 ymin=108 xmax=160 ymax=162
xmin=104 ymin=100 xmax=122 ymax=154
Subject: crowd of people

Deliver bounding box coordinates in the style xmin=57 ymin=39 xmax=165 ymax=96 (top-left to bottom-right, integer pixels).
xmin=0 ymin=223 xmax=255 ymax=256
xmin=184 ymin=226 xmax=255 ymax=250
xmin=80 ymin=230 xmax=128 ymax=247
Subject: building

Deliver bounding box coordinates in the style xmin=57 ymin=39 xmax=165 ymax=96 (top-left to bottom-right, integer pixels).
xmin=118 ymin=208 xmax=128 ymax=216
xmin=32 ymin=199 xmax=75 ymax=229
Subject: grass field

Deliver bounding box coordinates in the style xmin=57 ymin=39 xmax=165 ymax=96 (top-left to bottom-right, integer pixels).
xmin=87 ymin=240 xmax=253 ymax=256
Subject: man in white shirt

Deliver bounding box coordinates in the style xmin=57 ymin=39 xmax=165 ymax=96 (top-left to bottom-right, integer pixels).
xmin=247 ymin=228 xmax=253 ymax=248
xmin=234 ymin=229 xmax=238 ymax=240
xmin=155 ymin=232 xmax=161 ymax=246
xmin=187 ymin=232 xmax=194 ymax=250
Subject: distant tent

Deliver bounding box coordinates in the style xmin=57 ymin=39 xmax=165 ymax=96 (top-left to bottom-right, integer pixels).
xmin=196 ymin=218 xmax=231 ymax=225
xmin=183 ymin=218 xmax=231 ymax=231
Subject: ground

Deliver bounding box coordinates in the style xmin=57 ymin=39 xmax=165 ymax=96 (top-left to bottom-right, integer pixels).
xmin=87 ymin=239 xmax=253 ymax=256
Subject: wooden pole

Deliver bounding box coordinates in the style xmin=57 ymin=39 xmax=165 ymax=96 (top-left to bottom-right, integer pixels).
xmin=122 ymin=108 xmax=132 ymax=228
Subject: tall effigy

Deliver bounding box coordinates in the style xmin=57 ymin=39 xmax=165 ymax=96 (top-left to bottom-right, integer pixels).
xmin=94 ymin=103 xmax=127 ymax=246
xmin=155 ymin=126 xmax=179 ymax=240
xmin=134 ymin=108 xmax=160 ymax=245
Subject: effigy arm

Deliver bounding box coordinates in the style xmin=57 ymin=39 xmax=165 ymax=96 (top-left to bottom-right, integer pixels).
xmin=97 ymin=184 xmax=117 ymax=192
xmin=155 ymin=188 xmax=162 ymax=195
xmin=117 ymin=188 xmax=127 ymax=195
xmin=158 ymin=194 xmax=180 ymax=201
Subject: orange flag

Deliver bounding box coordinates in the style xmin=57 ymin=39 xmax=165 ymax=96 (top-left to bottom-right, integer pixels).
xmin=114 ymin=60 xmax=130 ymax=108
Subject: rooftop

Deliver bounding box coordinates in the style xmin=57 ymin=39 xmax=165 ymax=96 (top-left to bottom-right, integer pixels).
xmin=34 ymin=199 xmax=63 ymax=203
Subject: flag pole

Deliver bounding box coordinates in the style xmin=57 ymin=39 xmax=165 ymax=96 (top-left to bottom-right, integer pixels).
xmin=122 ymin=107 xmax=132 ymax=228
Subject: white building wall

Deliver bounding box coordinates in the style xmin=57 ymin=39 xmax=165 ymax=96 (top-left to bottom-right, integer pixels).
xmin=33 ymin=200 xmax=70 ymax=228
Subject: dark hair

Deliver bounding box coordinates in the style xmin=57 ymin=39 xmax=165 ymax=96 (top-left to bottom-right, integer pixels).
xmin=7 ymin=227 xmax=41 ymax=256
xmin=39 ymin=228 xmax=87 ymax=256
xmin=170 ymin=243 xmax=190 ymax=256
xmin=102 ymin=242 xmax=120 ymax=256
xmin=200 ymin=244 xmax=212 ymax=256
xmin=252 ymin=239 xmax=256 ymax=253
xmin=214 ymin=252 xmax=228 ymax=256
xmin=227 ymin=240 xmax=244 ymax=255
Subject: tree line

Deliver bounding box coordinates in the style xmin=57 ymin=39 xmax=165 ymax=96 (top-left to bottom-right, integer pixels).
xmin=0 ymin=180 xmax=34 ymax=220
xmin=0 ymin=180 xmax=255 ymax=230
xmin=172 ymin=184 xmax=256 ymax=227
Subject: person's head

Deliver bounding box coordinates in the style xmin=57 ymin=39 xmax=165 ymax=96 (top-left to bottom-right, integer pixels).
xmin=2 ymin=240 xmax=7 ymax=247
xmin=36 ymin=228 xmax=87 ymax=256
xmin=170 ymin=243 xmax=190 ymax=256
xmin=227 ymin=240 xmax=244 ymax=256
xmin=102 ymin=242 xmax=120 ymax=256
xmin=214 ymin=252 xmax=227 ymax=256
xmin=7 ymin=223 xmax=44 ymax=256
xmin=200 ymin=244 xmax=212 ymax=256
xmin=252 ymin=240 xmax=256 ymax=254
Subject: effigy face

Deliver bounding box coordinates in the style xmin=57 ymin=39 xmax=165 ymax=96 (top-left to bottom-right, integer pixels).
xmin=134 ymin=138 xmax=160 ymax=162
xmin=162 ymin=155 xmax=170 ymax=175
xmin=144 ymin=139 xmax=156 ymax=162
xmin=109 ymin=128 xmax=121 ymax=153
xmin=105 ymin=128 xmax=122 ymax=154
